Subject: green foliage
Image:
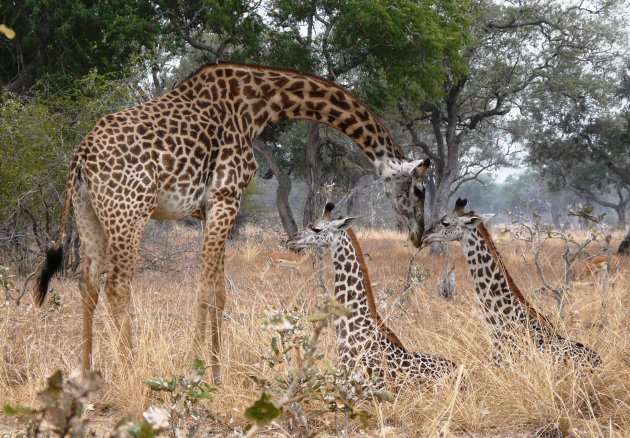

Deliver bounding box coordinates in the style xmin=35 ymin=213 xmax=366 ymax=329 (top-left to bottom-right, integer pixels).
xmin=1 ymin=0 xmax=161 ymax=91
xmin=144 ymin=377 xmax=177 ymax=392
xmin=0 ymin=70 xmax=138 ymax=225
xmin=244 ymin=393 xmax=280 ymax=426
xmin=568 ymin=204 xmax=607 ymax=225
xmin=139 ymin=359 xmax=216 ymax=436
xmin=155 ymin=0 xmax=266 ymax=61
xmin=0 ymin=92 xmax=66 ymax=216
xmin=333 ymin=0 xmax=470 ymax=99
xmin=266 ymin=0 xmax=470 ymax=100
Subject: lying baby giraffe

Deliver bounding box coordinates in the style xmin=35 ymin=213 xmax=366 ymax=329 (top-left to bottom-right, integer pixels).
xmin=287 ymin=203 xmax=455 ymax=388
xmin=422 ymin=198 xmax=601 ymax=368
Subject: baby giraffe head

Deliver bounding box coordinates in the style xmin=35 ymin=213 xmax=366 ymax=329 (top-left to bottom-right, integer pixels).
xmin=421 ymin=198 xmax=483 ymax=247
xmin=287 ymin=203 xmax=355 ymax=251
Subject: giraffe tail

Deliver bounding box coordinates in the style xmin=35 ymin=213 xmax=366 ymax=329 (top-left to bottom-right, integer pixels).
xmin=34 ymin=153 xmax=80 ymax=306
xmin=35 ymin=247 xmax=64 ymax=306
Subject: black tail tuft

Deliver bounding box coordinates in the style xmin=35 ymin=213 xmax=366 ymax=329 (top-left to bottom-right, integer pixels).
xmin=35 ymin=246 xmax=63 ymax=307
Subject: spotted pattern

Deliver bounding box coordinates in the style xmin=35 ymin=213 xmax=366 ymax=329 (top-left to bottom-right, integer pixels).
xmin=422 ymin=199 xmax=601 ymax=368
xmin=287 ymin=210 xmax=455 ymax=388
xmin=37 ymin=63 xmax=434 ymax=381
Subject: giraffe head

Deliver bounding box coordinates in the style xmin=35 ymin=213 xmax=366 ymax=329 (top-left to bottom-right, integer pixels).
xmin=421 ymin=198 xmax=483 ymax=247
xmin=379 ymin=158 xmax=431 ymax=248
xmin=287 ymin=203 xmax=355 ymax=250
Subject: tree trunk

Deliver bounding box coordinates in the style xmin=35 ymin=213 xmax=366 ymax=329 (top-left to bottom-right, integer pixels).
xmin=276 ymin=175 xmax=297 ymax=236
xmin=425 ymin=176 xmax=437 ymax=223
xmin=618 ymin=228 xmax=630 ymax=255
xmin=302 ymin=122 xmax=325 ymax=226
xmin=430 ymin=171 xmax=457 ymax=223
xmin=548 ymin=200 xmax=561 ymax=228
xmin=253 ymin=140 xmax=298 ymax=236
xmin=615 ymin=206 xmax=626 ymax=230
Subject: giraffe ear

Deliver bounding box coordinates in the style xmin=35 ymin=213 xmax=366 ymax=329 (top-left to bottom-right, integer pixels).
xmin=398 ymin=158 xmax=429 ymax=177
xmin=412 ymin=158 xmax=430 ymax=180
xmin=462 ymin=215 xmax=483 ymax=227
xmin=333 ymin=217 xmax=355 ymax=230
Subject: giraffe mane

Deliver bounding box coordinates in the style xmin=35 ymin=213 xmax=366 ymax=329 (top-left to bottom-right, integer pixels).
xmin=346 ymin=228 xmax=407 ymax=350
xmin=176 ymin=62 xmax=405 ymax=159
xmin=476 ymin=221 xmax=556 ymax=330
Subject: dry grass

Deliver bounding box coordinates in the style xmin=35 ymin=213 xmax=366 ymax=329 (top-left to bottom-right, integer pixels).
xmin=1 ymin=224 xmax=629 ymax=436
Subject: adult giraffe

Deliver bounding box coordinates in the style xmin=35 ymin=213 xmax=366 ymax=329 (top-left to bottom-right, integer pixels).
xmin=35 ymin=62 xmax=431 ymax=382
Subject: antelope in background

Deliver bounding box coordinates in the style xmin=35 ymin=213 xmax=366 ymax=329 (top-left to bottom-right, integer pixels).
xmin=575 ymin=254 xmax=620 ymax=281
xmin=266 ymin=251 xmax=313 ymax=272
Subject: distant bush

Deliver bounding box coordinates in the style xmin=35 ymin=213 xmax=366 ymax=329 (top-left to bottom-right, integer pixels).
xmin=0 ymin=70 xmax=142 ymax=272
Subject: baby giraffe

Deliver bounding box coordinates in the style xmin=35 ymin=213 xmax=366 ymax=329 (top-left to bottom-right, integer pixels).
xmin=287 ymin=203 xmax=455 ymax=387
xmin=422 ymin=198 xmax=601 ymax=368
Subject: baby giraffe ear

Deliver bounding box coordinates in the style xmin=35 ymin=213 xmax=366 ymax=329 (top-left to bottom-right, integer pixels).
xmin=334 ymin=217 xmax=356 ymax=230
xmin=462 ymin=215 xmax=483 ymax=228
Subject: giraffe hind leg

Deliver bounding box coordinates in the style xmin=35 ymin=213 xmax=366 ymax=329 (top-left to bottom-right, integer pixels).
xmin=103 ymin=211 xmax=151 ymax=364
xmin=73 ymin=191 xmax=108 ymax=371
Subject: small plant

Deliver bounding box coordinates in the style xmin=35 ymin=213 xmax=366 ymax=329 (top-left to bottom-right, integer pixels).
xmin=508 ymin=206 xmax=614 ymax=311
xmin=135 ymin=359 xmax=216 ymax=437
xmin=244 ymin=303 xmax=371 ymax=436
xmin=3 ymin=369 xmax=102 ymax=437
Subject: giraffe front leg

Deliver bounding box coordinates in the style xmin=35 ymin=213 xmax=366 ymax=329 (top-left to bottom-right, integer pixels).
xmin=194 ymin=195 xmax=240 ymax=384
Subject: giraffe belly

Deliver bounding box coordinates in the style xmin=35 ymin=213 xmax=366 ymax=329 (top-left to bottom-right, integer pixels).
xmin=152 ymin=188 xmax=205 ymax=220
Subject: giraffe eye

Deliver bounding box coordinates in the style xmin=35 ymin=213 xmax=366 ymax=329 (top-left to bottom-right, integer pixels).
xmin=441 ymin=220 xmax=450 ymax=227
xmin=312 ymin=227 xmax=322 ymax=234
xmin=413 ymin=186 xmax=422 ymax=197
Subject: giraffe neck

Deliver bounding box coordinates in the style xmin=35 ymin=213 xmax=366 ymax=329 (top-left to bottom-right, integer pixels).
xmin=330 ymin=230 xmax=408 ymax=360
xmin=179 ymin=63 xmax=405 ymax=172
xmin=460 ymin=224 xmax=553 ymax=334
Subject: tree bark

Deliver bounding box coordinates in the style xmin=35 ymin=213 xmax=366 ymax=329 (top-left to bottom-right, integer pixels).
xmin=302 ymin=122 xmax=325 ymax=226
xmin=430 ymin=158 xmax=457 ymax=223
xmin=253 ymin=140 xmax=298 ymax=236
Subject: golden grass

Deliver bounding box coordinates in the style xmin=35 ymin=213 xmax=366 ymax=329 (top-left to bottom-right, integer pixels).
xmin=1 ymin=224 xmax=629 ymax=436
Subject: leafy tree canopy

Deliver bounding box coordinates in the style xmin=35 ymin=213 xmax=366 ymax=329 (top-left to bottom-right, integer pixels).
xmin=1 ymin=0 xmax=161 ymax=92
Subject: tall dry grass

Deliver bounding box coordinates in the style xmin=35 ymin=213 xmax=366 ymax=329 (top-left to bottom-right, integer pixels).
xmin=1 ymin=224 xmax=629 ymax=436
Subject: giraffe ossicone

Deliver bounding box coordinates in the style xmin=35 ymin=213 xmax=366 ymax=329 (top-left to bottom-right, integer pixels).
xmin=33 ymin=62 xmax=432 ymax=382
xmin=422 ymin=198 xmax=601 ymax=369
xmin=287 ymin=203 xmax=456 ymax=389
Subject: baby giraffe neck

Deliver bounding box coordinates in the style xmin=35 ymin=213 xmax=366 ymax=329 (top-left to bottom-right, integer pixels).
xmin=330 ymin=233 xmax=371 ymax=323
xmin=460 ymin=227 xmax=526 ymax=326
xmin=329 ymin=231 xmax=409 ymax=361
